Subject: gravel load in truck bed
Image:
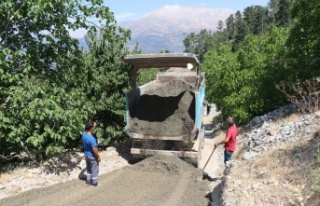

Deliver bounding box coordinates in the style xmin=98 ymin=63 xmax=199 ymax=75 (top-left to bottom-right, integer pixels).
xmin=130 ymin=80 xmax=196 ymax=137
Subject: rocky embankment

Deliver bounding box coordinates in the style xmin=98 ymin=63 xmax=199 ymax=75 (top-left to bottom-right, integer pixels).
xmin=240 ymin=105 xmax=319 ymax=160
xmin=222 ymin=105 xmax=320 ymax=206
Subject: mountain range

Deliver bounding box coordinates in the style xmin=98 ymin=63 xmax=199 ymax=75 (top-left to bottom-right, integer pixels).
xmin=79 ymin=6 xmax=234 ymax=53
xmin=119 ymin=6 xmax=234 ymax=53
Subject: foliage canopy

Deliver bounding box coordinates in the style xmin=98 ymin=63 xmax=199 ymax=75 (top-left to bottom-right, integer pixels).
xmin=0 ymin=0 xmax=130 ymax=161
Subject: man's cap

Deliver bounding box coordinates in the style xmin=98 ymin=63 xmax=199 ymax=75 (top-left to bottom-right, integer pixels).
xmin=226 ymin=117 xmax=234 ymax=124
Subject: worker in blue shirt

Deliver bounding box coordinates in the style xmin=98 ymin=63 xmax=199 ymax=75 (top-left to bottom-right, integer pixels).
xmin=82 ymin=122 xmax=101 ymax=186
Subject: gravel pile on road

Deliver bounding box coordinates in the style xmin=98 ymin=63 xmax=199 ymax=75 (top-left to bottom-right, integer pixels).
xmin=130 ymin=80 xmax=196 ymax=137
xmin=0 ymin=155 xmax=209 ymax=206
xmin=132 ymin=155 xmax=202 ymax=176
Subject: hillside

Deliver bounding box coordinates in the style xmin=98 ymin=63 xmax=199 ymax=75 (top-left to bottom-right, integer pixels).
xmin=219 ymin=108 xmax=320 ymax=205
xmin=119 ymin=6 xmax=234 ymax=52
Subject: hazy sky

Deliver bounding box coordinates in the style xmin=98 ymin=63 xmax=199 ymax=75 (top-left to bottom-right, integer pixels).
xmin=105 ymin=0 xmax=270 ymax=22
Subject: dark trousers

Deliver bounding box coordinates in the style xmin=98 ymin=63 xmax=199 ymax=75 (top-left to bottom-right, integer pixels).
xmin=207 ymin=105 xmax=211 ymax=115
xmin=85 ymin=156 xmax=99 ymax=185
xmin=224 ymin=150 xmax=233 ymax=164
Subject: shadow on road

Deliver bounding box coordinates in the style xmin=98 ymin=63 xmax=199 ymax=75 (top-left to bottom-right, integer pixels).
xmin=206 ymin=178 xmax=225 ymax=206
xmin=78 ymin=167 xmax=86 ymax=181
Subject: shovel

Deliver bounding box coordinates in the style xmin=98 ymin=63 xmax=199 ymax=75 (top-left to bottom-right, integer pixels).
xmin=202 ymin=145 xmax=218 ymax=180
xmin=203 ymin=144 xmax=216 ymax=171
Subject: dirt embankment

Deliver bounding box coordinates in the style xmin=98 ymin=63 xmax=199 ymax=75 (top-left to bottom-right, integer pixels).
xmin=0 ymin=155 xmax=209 ymax=206
xmin=130 ymin=80 xmax=196 ymax=137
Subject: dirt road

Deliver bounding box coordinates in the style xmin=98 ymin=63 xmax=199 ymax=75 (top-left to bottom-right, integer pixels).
xmin=0 ymin=105 xmax=223 ymax=206
xmin=0 ymin=155 xmax=209 ymax=206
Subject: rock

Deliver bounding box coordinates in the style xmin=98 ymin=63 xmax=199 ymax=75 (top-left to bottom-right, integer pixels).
xmin=247 ymin=105 xmax=295 ymax=129
xmin=257 ymin=170 xmax=267 ymax=178
xmin=0 ymin=185 xmax=5 ymax=189
xmin=283 ymin=180 xmax=290 ymax=188
xmin=261 ymin=121 xmax=269 ymax=129
xmin=305 ymin=127 xmax=311 ymax=134
xmin=106 ymin=146 xmax=117 ymax=152
xmin=267 ymin=126 xmax=278 ymax=136
xmin=30 ymin=169 xmax=42 ymax=174
xmin=242 ymin=152 xmax=253 ymax=160
xmin=265 ymin=178 xmax=279 ymax=186
xmin=310 ymin=150 xmax=318 ymax=158
xmin=280 ymin=126 xmax=291 ymax=136
xmin=248 ymin=117 xmax=264 ymax=129
xmin=315 ymin=111 xmax=320 ymax=118
xmin=296 ymin=121 xmax=304 ymax=128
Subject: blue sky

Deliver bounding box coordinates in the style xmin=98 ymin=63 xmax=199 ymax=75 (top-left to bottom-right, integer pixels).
xmin=105 ymin=0 xmax=270 ymax=22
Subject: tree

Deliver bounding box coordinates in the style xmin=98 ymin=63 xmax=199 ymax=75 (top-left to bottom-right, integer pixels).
xmin=203 ymin=27 xmax=289 ymax=124
xmin=203 ymin=44 xmax=240 ymax=119
xmin=268 ymin=0 xmax=280 ymax=22
xmin=243 ymin=7 xmax=255 ymax=33
xmin=243 ymin=6 xmax=269 ymax=35
xmin=235 ymin=21 xmax=250 ymax=45
xmin=78 ymin=26 xmax=130 ymax=146
xmin=260 ymin=25 xmax=289 ymax=109
xmin=275 ymin=0 xmax=291 ymax=27
xmin=234 ymin=11 xmax=243 ymax=31
xmin=233 ymin=11 xmax=249 ymax=50
xmin=287 ymin=0 xmax=320 ymax=80
xmin=183 ymin=32 xmax=197 ymax=53
xmin=183 ymin=29 xmax=214 ymax=62
xmin=0 ymin=0 xmax=130 ymax=160
xmin=217 ymin=20 xmax=224 ymax=31
xmin=225 ymin=14 xmax=235 ymax=40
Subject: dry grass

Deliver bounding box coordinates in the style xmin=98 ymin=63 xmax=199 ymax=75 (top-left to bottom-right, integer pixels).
xmin=274 ymin=113 xmax=303 ymax=124
xmin=0 ymin=168 xmax=26 ymax=185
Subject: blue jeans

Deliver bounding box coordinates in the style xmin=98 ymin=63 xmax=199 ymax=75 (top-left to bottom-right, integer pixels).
xmin=224 ymin=150 xmax=233 ymax=164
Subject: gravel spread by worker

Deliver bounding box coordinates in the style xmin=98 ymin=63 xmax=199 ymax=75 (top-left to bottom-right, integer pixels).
xmin=0 ymin=155 xmax=209 ymax=206
xmin=130 ymin=79 xmax=196 ymax=137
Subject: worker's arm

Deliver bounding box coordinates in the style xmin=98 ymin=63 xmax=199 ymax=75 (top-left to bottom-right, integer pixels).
xmin=91 ymin=122 xmax=101 ymax=162
xmin=215 ymin=135 xmax=231 ymax=147
xmin=92 ymin=147 xmax=101 ymax=162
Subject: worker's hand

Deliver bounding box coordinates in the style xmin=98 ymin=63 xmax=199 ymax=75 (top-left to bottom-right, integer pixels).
xmin=214 ymin=142 xmax=218 ymax=147
xmin=97 ymin=157 xmax=101 ymax=162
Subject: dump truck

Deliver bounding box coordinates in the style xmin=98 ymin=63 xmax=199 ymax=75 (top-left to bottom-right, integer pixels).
xmin=121 ymin=53 xmax=206 ymax=167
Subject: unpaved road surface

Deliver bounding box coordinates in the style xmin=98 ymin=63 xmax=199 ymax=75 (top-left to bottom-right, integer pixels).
xmin=0 ymin=105 xmax=222 ymax=206
xmin=0 ymin=155 xmax=209 ymax=206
